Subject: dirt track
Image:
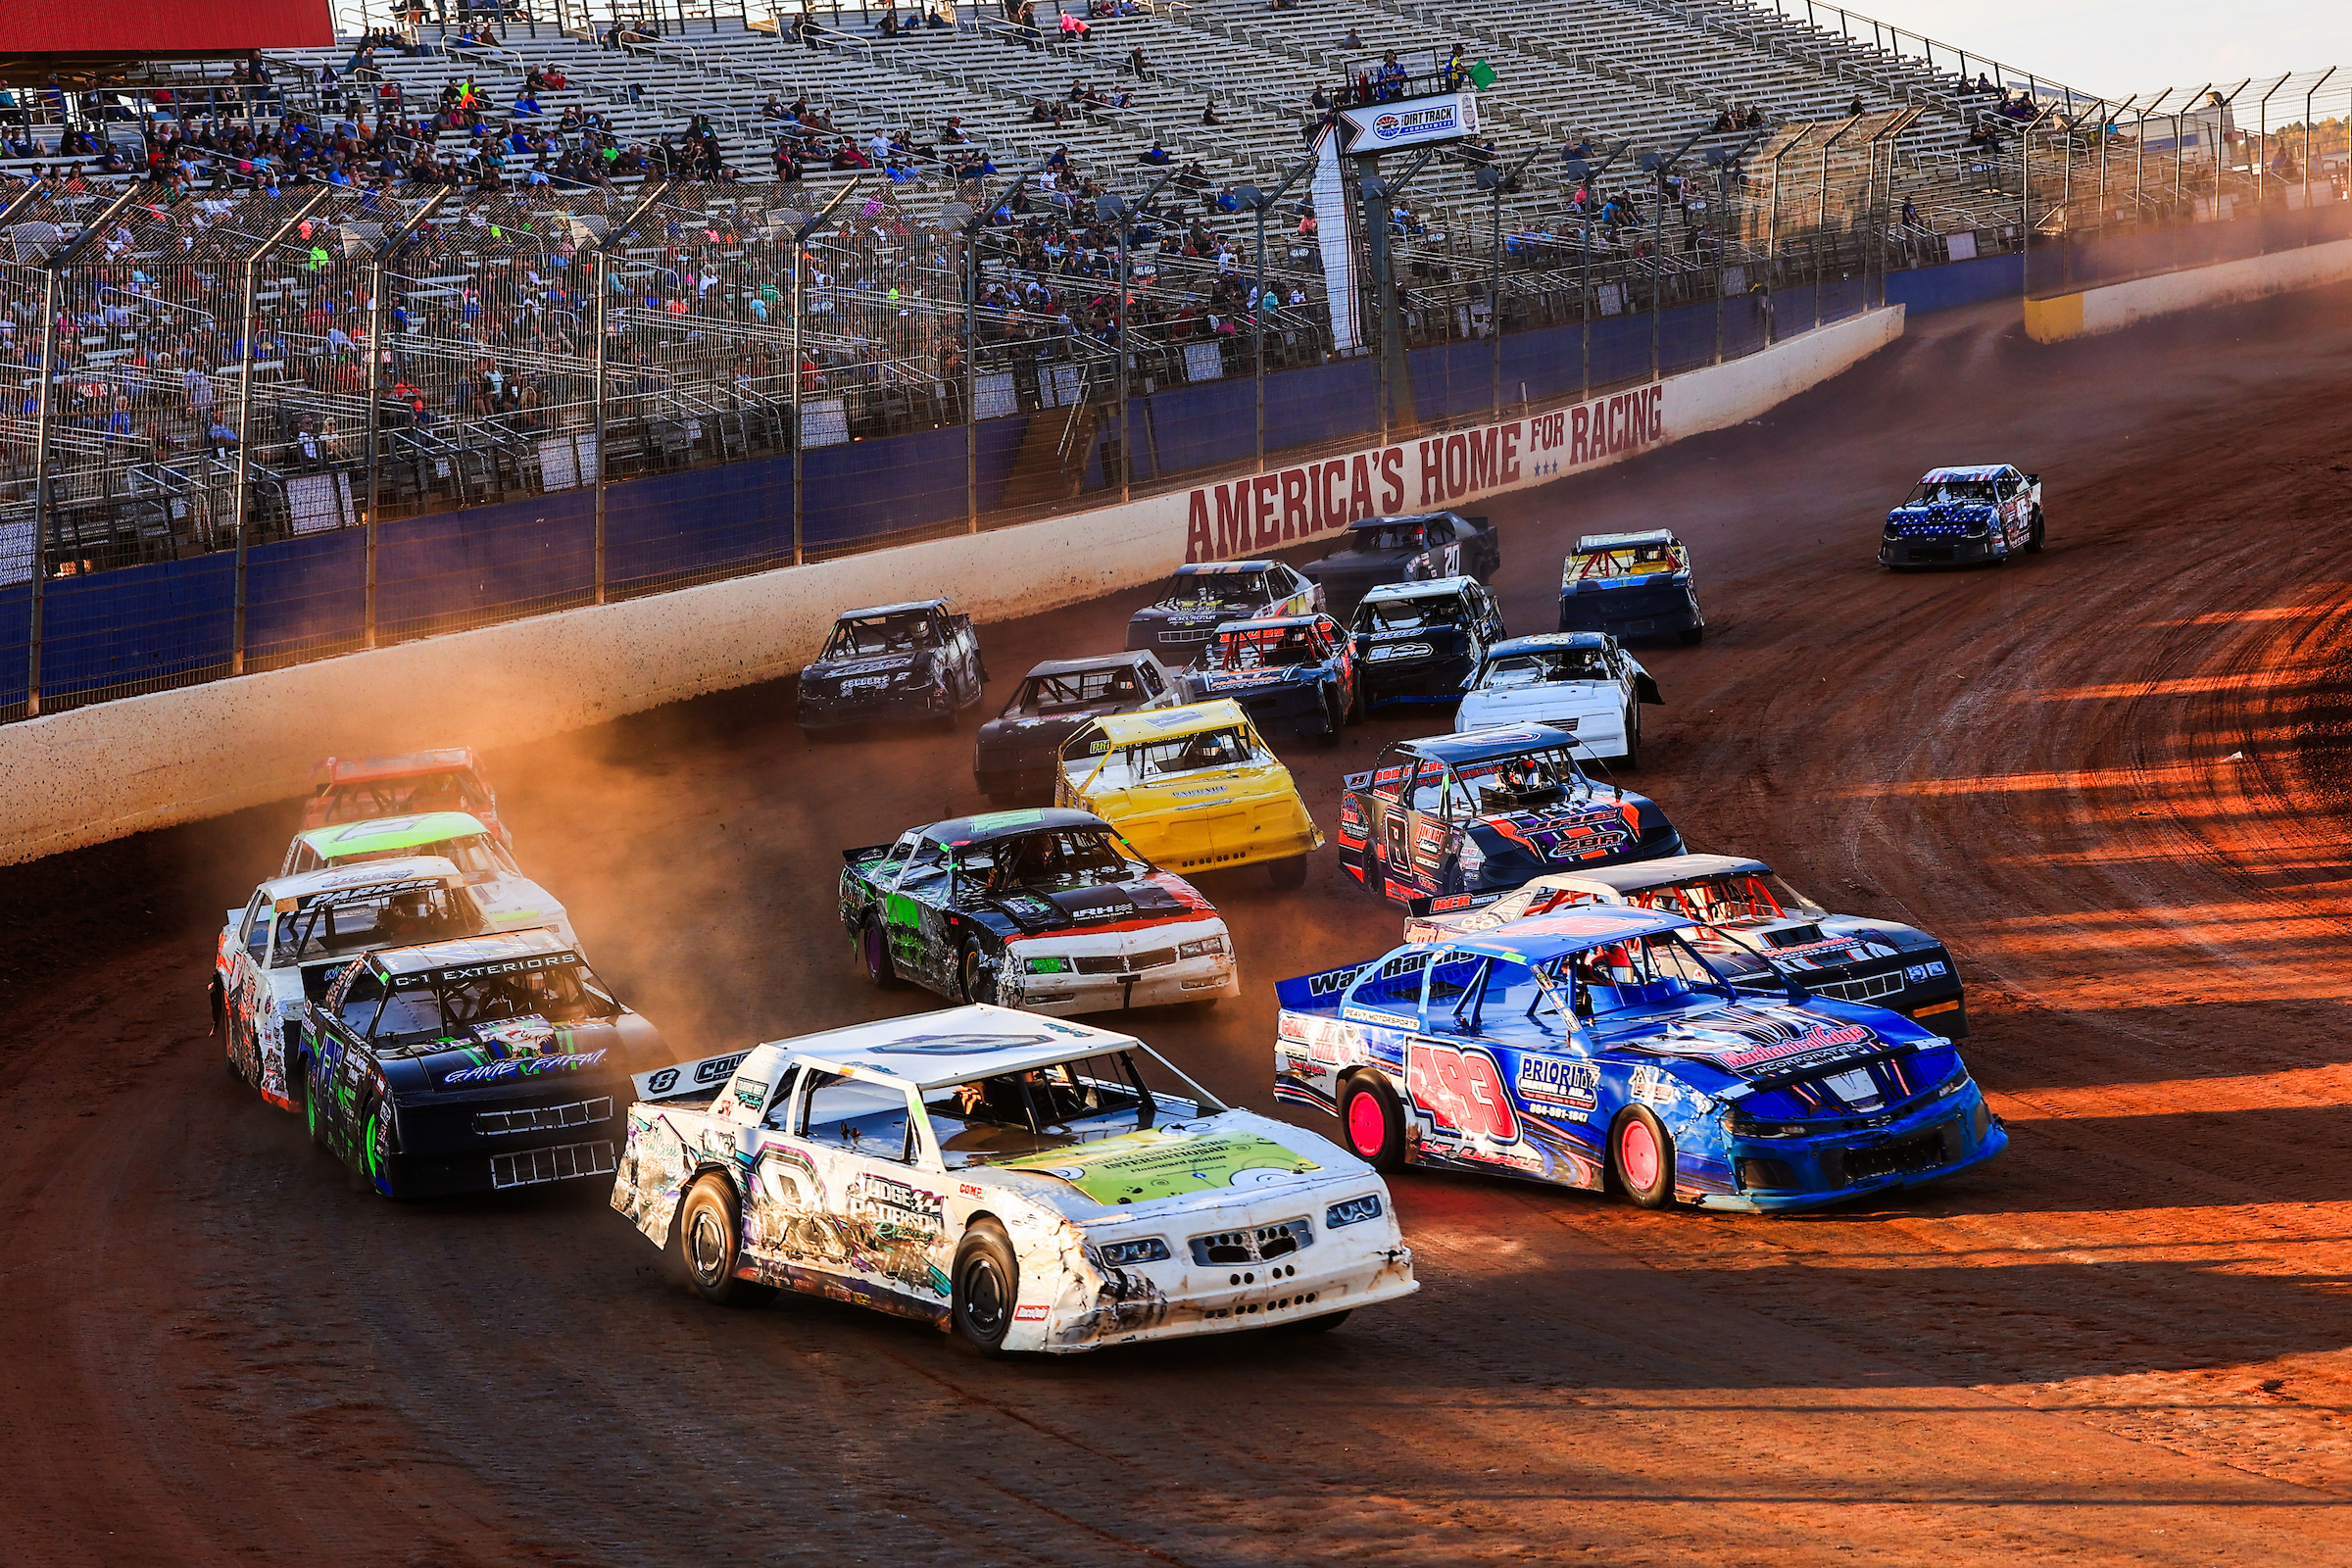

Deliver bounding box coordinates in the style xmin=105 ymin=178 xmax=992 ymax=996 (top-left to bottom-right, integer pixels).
xmin=10 ymin=287 xmax=2352 ymax=1566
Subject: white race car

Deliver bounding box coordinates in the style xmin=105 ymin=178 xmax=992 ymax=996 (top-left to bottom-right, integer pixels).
xmin=612 ymin=1005 xmax=1417 ymax=1354
xmin=279 ymin=810 xmax=581 ymax=950
xmin=213 ymin=857 xmax=488 ymax=1111
xmin=1454 ymin=631 xmax=1663 ymax=769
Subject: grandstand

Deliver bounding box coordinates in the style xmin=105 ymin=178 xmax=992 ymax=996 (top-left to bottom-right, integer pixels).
xmin=3 ymin=0 xmax=2344 ymax=716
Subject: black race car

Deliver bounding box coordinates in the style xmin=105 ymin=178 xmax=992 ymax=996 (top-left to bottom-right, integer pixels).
xmin=1351 ymin=576 xmax=1506 ymax=710
xmin=1335 ymin=724 xmax=1682 ymax=907
xmin=838 ymin=808 xmax=1238 ymax=1015
xmin=1299 ymin=511 xmax=1500 ymax=621
xmin=972 ymin=653 xmax=1180 ymax=805
xmin=1176 ymin=612 xmax=1360 ymax=746
xmin=796 ymin=599 xmax=988 ymax=731
xmin=300 ymin=929 xmax=675 ymax=1199
xmin=1123 ymin=561 xmax=1319 ymax=655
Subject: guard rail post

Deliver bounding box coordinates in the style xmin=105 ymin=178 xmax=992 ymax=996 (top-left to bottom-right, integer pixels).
xmin=230 ymin=187 xmax=333 ymax=678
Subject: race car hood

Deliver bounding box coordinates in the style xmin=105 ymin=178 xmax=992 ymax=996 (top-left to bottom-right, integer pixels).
xmin=1886 ymin=502 xmax=1996 ymax=536
xmin=974 ymin=1108 xmax=1368 ymax=1217
xmin=1127 ymin=605 xmax=1247 ymax=649
xmin=1300 ymin=547 xmax=1413 ymax=591
xmin=1457 ymin=680 xmax=1621 ymax=726
xmin=984 ymin=875 xmax=1199 ymax=935
xmin=1739 ymin=913 xmax=1941 ymax=970
xmin=1460 ymin=788 xmax=1667 ymax=870
xmin=1596 ymin=998 xmax=1943 ymax=1084
xmin=800 ymin=650 xmax=935 ymax=686
xmin=978 ymin=703 xmax=1141 ymax=766
xmin=388 ymin=1011 xmax=668 ymax=1093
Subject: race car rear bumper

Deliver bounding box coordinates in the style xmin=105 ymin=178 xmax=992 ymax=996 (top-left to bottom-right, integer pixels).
xmin=1362 ymin=661 xmax=1473 ymax=705
xmin=1222 ymin=685 xmax=1339 ymax=739
xmin=1881 ymin=536 xmax=2000 ymax=566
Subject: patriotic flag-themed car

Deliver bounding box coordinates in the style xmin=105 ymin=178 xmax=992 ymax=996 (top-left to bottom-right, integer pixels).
xmin=612 ymin=1006 xmax=1416 ymax=1354
xmin=838 ymin=807 xmax=1239 ymax=1015
xmin=1272 ymin=906 xmax=2004 ymax=1213
xmin=1336 ymin=724 xmax=1681 ymax=906
xmin=1403 ymin=853 xmax=1969 ymax=1035
xmin=1558 ymin=531 xmax=1705 ymax=645
xmin=1880 ymin=465 xmax=2044 ymax=567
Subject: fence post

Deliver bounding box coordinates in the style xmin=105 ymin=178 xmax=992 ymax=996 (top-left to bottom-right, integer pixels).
xmin=362 ymin=186 xmax=449 ymax=650
xmin=594 ymin=181 xmax=671 ymax=600
xmin=25 ymin=270 xmax=60 ymax=719
xmin=231 ymin=187 xmax=332 ymax=679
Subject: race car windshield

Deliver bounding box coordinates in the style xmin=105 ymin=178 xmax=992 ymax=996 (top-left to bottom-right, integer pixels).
xmin=957 ymin=828 xmax=1147 ymax=892
xmin=1906 ymin=479 xmax=1998 ymax=505
xmin=1452 ymin=747 xmax=1586 ymax=809
xmin=920 ymin=1051 xmax=1157 ymax=1166
xmin=1630 ymin=872 xmax=1828 ymax=924
xmin=341 ymin=958 xmax=622 ymax=1050
xmin=825 ymin=612 xmax=938 ymax=658
xmin=318 ymin=772 xmax=490 ymax=821
xmin=1355 ymin=596 xmax=1462 ymax=632
xmin=1014 ymin=665 xmax=1143 ymax=715
xmin=1481 ymin=648 xmax=1610 ymax=687
xmin=1160 ymin=571 xmax=1269 ymax=611
xmin=271 ymin=884 xmax=482 ymax=967
xmin=1200 ymin=626 xmax=1319 ymax=670
xmin=1556 ymin=931 xmax=1737 ymax=1018
xmin=1133 ymin=725 xmax=1262 ymax=779
xmin=1356 ymin=522 xmax=1429 ymax=553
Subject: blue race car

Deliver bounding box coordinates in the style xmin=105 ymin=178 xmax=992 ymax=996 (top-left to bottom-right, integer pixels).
xmin=1272 ymin=906 xmax=2003 ymax=1214
xmin=1880 ymin=465 xmax=2044 ymax=567
xmin=1175 ymin=612 xmax=1361 ymax=746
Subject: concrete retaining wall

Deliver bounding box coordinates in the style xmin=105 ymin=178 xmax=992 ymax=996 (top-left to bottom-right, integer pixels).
xmin=0 ymin=307 xmax=1902 ymax=866
xmin=2025 ymin=236 xmax=2352 ymax=341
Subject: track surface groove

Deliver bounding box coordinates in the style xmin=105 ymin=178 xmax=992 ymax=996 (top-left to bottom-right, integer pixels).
xmin=10 ymin=290 xmax=2352 ymax=1565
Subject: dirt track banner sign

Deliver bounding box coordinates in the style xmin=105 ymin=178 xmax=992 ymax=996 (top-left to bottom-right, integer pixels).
xmin=1183 ymin=383 xmax=1664 ymax=563
xmin=1336 ymin=92 xmax=1480 ymax=156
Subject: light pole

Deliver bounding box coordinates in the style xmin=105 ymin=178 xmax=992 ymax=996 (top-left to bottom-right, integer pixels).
xmin=791 ymin=176 xmax=861 ymax=564
xmin=1472 ymin=149 xmax=1541 ymax=418
xmin=230 ymin=185 xmax=333 ymax=677
xmin=592 ymin=179 xmax=671 ymax=601
xmin=1098 ymin=166 xmax=1177 ymax=502
xmin=361 ymin=186 xmax=450 ymax=649
xmin=1232 ymin=152 xmax=1317 ymax=470
xmin=956 ymin=156 xmax=1048 ymax=530
xmin=1561 ymin=139 xmax=1629 ymax=400
xmin=1639 ymin=126 xmax=1707 ymax=381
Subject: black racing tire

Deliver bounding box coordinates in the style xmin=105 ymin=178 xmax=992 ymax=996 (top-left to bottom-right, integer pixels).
xmin=2027 ymin=509 xmax=2045 ymax=553
xmin=1347 ymin=676 xmax=1366 ymax=725
xmin=676 ymin=1174 xmax=776 ymax=1306
xmin=1267 ymin=854 xmax=1309 ymax=891
xmin=1678 ymin=625 xmax=1704 ymax=646
xmin=1274 ymin=1309 xmax=1352 ymax=1334
xmin=1317 ymin=692 xmax=1344 ymax=748
xmin=1620 ymin=707 xmax=1642 ymax=772
xmin=1339 ymin=1072 xmax=1407 ymax=1172
xmin=957 ymin=940 xmax=998 ymax=1005
xmin=859 ymin=917 xmax=904 ymax=989
xmin=952 ymin=1220 xmax=1020 ymax=1354
xmin=1609 ymin=1106 xmax=1677 ymax=1209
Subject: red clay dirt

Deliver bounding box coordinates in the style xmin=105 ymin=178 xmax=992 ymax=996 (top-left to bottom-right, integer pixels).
xmin=9 ymin=287 xmax=2352 ymax=1566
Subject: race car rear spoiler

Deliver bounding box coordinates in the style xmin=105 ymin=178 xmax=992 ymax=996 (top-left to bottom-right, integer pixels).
xmin=631 ymin=1050 xmax=753 ymax=1102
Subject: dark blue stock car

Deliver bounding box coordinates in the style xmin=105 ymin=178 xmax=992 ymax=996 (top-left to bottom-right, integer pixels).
xmin=1272 ymin=906 xmax=2004 ymax=1214
xmin=1176 ymin=613 xmax=1361 ymax=746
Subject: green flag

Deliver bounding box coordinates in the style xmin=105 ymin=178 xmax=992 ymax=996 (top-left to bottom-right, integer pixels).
xmin=1467 ymin=59 xmax=1497 ymax=91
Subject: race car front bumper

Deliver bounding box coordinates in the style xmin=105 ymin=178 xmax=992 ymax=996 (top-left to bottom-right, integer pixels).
xmin=377 ymin=1091 xmax=630 ymax=1199
xmin=797 ymin=682 xmax=954 ymax=729
xmin=995 ymin=917 xmax=1240 ymax=1014
xmin=1698 ymin=1082 xmax=2005 ymax=1215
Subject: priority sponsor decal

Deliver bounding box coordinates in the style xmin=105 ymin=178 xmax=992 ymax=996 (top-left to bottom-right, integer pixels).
xmin=1514 ymin=1054 xmax=1598 ymax=1111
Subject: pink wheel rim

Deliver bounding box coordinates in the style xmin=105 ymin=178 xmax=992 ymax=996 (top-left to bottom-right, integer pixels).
xmin=1347 ymin=1093 xmax=1387 ymax=1158
xmin=1620 ymin=1120 xmax=1660 ymax=1190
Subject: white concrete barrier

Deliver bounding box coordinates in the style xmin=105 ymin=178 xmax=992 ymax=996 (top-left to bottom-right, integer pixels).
xmin=2025 ymin=235 xmax=2352 ymax=341
xmin=0 ymin=307 xmax=1901 ymax=865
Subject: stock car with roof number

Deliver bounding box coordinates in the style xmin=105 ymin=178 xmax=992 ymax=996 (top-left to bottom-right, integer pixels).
xmin=1058 ymin=701 xmax=1324 ymax=889
xmin=1401 ymin=854 xmax=1967 ymax=1035
xmin=1455 ymin=633 xmax=1661 ymax=769
xmin=797 ymin=599 xmax=988 ymax=731
xmin=300 ymin=928 xmax=677 ymax=1199
xmin=1123 ymin=562 xmax=1320 ymax=656
xmin=974 ymin=653 xmax=1182 ymax=805
xmin=839 ymin=808 xmax=1238 ymax=1015
xmin=1880 ymin=465 xmax=2044 ymax=568
xmin=214 ymin=858 xmax=490 ymax=1112
xmin=1336 ymin=725 xmax=1681 ymax=907
xmin=305 ymin=748 xmax=514 ymax=850
xmin=1175 ymin=613 xmax=1359 ymax=747
xmin=278 ymin=810 xmax=581 ymax=949
xmin=611 ymin=1004 xmax=1416 ymax=1354
xmin=1559 ymin=531 xmax=1705 ymax=645
xmin=1298 ymin=512 xmax=1501 ymax=620
xmin=1350 ymin=577 xmax=1507 ymax=710
xmin=1271 ymin=906 xmax=2004 ymax=1213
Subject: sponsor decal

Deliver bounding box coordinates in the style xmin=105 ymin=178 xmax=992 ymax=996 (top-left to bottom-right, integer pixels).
xmin=1304 ymin=963 xmax=1367 ymax=998
xmin=866 ymin=1032 xmax=1058 ymax=1055
xmin=646 ymin=1067 xmax=679 ymax=1094
xmin=443 ymin=1048 xmax=609 ymax=1085
xmin=1515 ymin=1054 xmax=1598 ymax=1111
xmin=999 ymin=1128 xmax=1319 ymax=1205
xmin=733 ymin=1078 xmax=768 ymax=1112
xmin=1072 ymin=901 xmax=1137 ymax=922
xmin=1013 ymin=1304 xmax=1051 ymax=1321
xmin=1405 ymin=1042 xmax=1521 ymax=1144
xmin=1629 ymin=1063 xmax=1679 ymax=1108
xmin=959 ymin=1183 xmax=986 ymax=1198
xmin=1906 ymin=960 xmax=1949 ymax=981
xmin=695 ymin=1052 xmax=749 ymax=1085
xmin=427 ymin=952 xmax=581 ymax=984
xmin=1278 ymin=1013 xmax=1362 ymax=1065
xmin=1719 ymin=1021 xmax=1876 ymax=1070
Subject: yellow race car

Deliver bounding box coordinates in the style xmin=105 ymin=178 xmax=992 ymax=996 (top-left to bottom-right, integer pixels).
xmin=1056 ymin=700 xmax=1324 ymax=889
